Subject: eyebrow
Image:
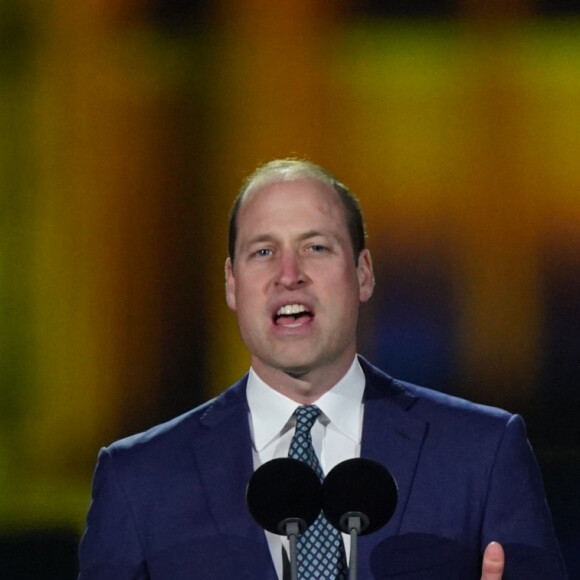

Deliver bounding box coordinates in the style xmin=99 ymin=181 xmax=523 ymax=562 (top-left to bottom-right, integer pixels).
xmin=241 ymin=233 xmax=277 ymax=249
xmin=299 ymin=230 xmax=331 ymax=241
xmin=243 ymin=230 xmax=332 ymax=249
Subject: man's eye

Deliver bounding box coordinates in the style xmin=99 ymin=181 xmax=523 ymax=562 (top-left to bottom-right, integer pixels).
xmin=254 ymin=249 xmax=272 ymax=257
xmin=309 ymin=244 xmax=327 ymax=253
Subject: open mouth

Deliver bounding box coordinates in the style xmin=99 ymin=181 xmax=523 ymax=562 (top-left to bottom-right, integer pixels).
xmin=273 ymin=304 xmax=313 ymax=326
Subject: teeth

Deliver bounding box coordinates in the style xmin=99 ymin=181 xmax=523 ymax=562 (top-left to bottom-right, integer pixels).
xmin=276 ymin=304 xmax=307 ymax=316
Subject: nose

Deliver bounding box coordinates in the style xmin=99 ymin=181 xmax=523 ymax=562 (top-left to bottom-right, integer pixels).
xmin=275 ymin=250 xmax=305 ymax=289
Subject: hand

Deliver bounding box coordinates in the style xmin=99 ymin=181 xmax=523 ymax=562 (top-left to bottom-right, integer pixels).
xmin=481 ymin=542 xmax=505 ymax=580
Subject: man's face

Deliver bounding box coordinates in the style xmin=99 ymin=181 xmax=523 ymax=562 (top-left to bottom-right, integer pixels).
xmin=225 ymin=178 xmax=374 ymax=387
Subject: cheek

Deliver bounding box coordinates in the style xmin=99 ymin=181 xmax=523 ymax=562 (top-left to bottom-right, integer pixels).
xmin=323 ymin=278 xmax=361 ymax=317
xmin=235 ymin=284 xmax=263 ymax=321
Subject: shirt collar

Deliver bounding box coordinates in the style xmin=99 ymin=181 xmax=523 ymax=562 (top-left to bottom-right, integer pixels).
xmin=246 ymin=357 xmax=365 ymax=452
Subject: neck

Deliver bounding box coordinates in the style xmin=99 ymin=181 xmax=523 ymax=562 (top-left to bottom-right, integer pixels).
xmin=251 ymin=357 xmax=355 ymax=404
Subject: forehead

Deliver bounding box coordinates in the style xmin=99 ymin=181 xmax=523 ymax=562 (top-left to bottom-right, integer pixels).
xmin=237 ymin=178 xmax=347 ymax=234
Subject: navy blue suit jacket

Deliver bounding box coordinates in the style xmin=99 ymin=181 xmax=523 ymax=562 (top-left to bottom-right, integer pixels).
xmin=79 ymin=358 xmax=567 ymax=579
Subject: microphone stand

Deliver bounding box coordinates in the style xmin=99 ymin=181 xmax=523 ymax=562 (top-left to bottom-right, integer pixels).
xmin=341 ymin=512 xmax=369 ymax=580
xmin=282 ymin=519 xmax=302 ymax=580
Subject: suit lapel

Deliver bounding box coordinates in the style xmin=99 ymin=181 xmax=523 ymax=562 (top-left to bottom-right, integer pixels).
xmin=189 ymin=377 xmax=277 ymax=578
xmin=359 ymin=358 xmax=428 ymax=536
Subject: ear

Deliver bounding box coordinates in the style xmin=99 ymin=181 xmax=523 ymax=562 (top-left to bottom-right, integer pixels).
xmin=225 ymin=258 xmax=237 ymax=311
xmin=357 ymin=249 xmax=375 ymax=303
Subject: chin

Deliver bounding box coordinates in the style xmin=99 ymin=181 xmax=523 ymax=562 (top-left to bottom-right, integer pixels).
xmin=274 ymin=357 xmax=318 ymax=378
xmin=282 ymin=366 xmax=313 ymax=379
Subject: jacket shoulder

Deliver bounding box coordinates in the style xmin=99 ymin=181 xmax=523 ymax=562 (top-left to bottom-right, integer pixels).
xmin=359 ymin=355 xmax=514 ymax=430
xmin=103 ymin=375 xmax=249 ymax=465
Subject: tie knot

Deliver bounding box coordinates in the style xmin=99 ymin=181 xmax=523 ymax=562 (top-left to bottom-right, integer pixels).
xmin=294 ymin=405 xmax=321 ymax=433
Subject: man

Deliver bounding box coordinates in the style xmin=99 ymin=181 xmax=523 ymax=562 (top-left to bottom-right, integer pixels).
xmin=79 ymin=159 xmax=567 ymax=579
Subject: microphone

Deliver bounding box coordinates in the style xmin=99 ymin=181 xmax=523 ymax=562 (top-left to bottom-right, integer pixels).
xmin=322 ymin=458 xmax=398 ymax=580
xmin=246 ymin=458 xmax=321 ymax=580
xmin=246 ymin=457 xmax=322 ymax=534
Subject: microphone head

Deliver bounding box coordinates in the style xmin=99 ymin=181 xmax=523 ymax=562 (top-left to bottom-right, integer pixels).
xmin=322 ymin=458 xmax=398 ymax=536
xmin=246 ymin=458 xmax=322 ymax=535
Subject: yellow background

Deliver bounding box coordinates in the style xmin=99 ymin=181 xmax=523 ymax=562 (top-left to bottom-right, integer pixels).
xmin=1 ymin=1 xmax=578 ymax=571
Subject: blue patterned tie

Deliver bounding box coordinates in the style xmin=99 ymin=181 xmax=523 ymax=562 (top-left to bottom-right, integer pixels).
xmin=288 ymin=405 xmax=348 ymax=579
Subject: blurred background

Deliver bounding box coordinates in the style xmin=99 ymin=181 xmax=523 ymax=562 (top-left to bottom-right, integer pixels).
xmin=1 ymin=0 xmax=579 ymax=577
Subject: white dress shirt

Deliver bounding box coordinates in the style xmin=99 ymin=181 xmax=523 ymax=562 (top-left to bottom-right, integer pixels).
xmin=246 ymin=357 xmax=366 ymax=579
